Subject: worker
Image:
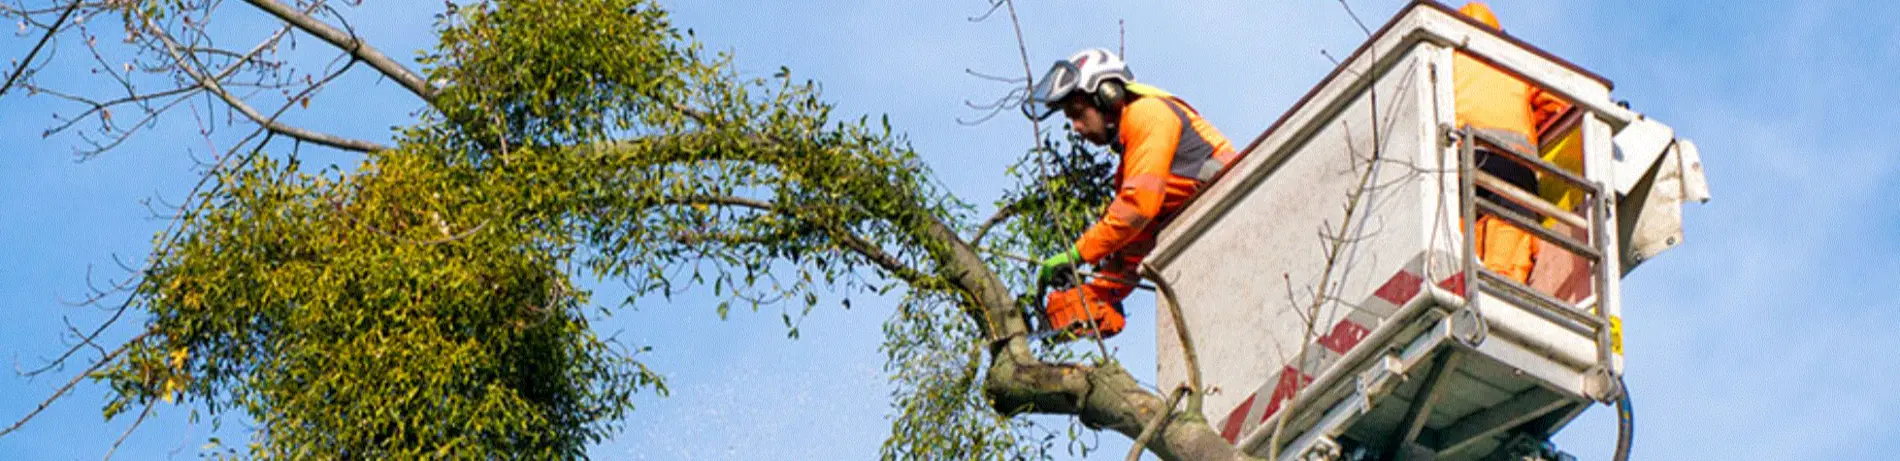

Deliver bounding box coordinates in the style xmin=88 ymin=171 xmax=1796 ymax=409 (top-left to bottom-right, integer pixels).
xmin=1023 ymin=48 xmax=1238 ymax=340
xmin=1453 ymin=2 xmax=1570 ymax=283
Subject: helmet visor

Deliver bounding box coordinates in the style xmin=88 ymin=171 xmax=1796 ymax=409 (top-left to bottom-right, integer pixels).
xmin=1022 ymin=60 xmax=1080 ymax=121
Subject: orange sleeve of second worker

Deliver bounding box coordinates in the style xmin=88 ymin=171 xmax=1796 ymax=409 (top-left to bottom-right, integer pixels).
xmin=1529 ymin=87 xmax=1572 ymax=130
xmin=1075 ymin=99 xmax=1178 ymax=264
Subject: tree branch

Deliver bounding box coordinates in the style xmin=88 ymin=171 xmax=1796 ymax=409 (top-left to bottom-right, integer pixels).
xmin=101 ymin=399 xmax=155 ymax=461
xmin=1127 ymin=385 xmax=1190 ymax=461
xmin=240 ymin=0 xmax=437 ymax=103
xmin=1143 ymin=262 xmax=1205 ymax=415
xmin=32 ymin=1 xmax=311 ymax=154
xmin=35 ymin=84 xmax=201 ymax=137
xmin=984 ymin=352 xmax=1260 ymax=461
xmin=1 ymin=329 xmax=153 ymax=438
xmin=665 ymin=194 xmax=937 ymax=289
xmin=144 ymin=16 xmax=388 ymax=152
xmin=969 ymin=198 xmax=1021 ymax=247
xmin=0 ymin=0 xmax=78 ymax=100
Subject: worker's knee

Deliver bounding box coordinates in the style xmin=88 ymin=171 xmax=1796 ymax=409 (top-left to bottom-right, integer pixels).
xmin=1477 ymin=217 xmax=1536 ymax=283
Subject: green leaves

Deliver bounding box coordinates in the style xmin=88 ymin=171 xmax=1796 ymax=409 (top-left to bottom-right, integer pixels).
xmin=423 ymin=0 xmax=686 ymax=150
xmin=119 ymin=152 xmax=659 ymax=458
xmin=91 ymin=0 xmax=1100 ymax=458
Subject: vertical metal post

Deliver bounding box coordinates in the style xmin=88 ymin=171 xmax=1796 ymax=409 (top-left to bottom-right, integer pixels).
xmin=1590 ymin=182 xmax=1617 ymax=384
xmin=1457 ymin=128 xmax=1479 ymax=303
xmin=1581 ymin=114 xmax=1625 ymax=379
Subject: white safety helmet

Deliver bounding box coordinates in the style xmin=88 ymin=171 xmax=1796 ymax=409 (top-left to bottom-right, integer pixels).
xmin=1023 ymin=48 xmax=1135 ymax=121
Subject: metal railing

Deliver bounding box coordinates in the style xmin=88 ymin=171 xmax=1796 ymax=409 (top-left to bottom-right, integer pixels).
xmin=1455 ymin=125 xmax=1619 ymax=378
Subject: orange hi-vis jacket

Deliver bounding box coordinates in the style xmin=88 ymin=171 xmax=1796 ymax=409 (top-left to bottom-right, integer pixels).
xmin=1074 ymin=84 xmax=1239 ymax=264
xmin=1451 ymin=3 xmax=1567 ymax=152
xmin=1452 ymin=52 xmax=1569 ymax=153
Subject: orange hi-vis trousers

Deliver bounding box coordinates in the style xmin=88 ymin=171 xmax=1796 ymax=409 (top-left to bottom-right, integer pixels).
xmin=1473 ymin=143 xmax=1542 ymax=284
xmin=1475 ymin=214 xmax=1536 ymax=283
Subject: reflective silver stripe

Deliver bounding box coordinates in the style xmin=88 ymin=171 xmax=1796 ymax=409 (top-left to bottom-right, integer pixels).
xmin=1196 ymin=159 xmax=1224 ymax=183
xmin=1105 ymin=200 xmax=1152 ymax=229
xmin=1157 ymin=98 xmax=1222 ymax=183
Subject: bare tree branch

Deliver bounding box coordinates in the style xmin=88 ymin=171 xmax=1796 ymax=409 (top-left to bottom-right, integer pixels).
xmin=35 ymin=84 xmax=196 ymax=136
xmin=144 ymin=15 xmax=387 ymax=152
xmin=1143 ymin=262 xmax=1205 ymax=415
xmin=101 ymin=399 xmax=155 ymax=461
xmin=1127 ymin=385 xmax=1190 ymax=461
xmin=70 ymin=90 xmax=196 ymax=157
xmin=29 ymin=1 xmax=312 ymax=157
xmin=240 ymin=0 xmax=437 ymax=103
xmin=999 ymin=0 xmax=1038 ymax=141
xmin=0 ymin=0 xmax=78 ymax=100
xmin=1 ymin=329 xmax=152 ymax=438
xmin=19 ymin=292 xmax=139 ymax=378
xmin=664 ymin=194 xmax=938 ymax=289
xmin=969 ymin=197 xmax=1021 ymax=247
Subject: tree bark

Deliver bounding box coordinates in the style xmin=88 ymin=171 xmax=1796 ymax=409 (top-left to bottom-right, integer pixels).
xmin=899 ymin=213 xmax=1260 ymax=461
xmin=984 ymin=340 xmax=1261 ymax=461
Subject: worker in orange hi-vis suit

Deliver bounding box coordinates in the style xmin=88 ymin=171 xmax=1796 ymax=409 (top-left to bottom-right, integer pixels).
xmin=1453 ymin=2 xmax=1571 ymax=283
xmin=1023 ymin=48 xmax=1239 ymax=340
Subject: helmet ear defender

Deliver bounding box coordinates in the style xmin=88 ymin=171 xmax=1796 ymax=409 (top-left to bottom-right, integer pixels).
xmin=1091 ymin=79 xmax=1127 ymax=112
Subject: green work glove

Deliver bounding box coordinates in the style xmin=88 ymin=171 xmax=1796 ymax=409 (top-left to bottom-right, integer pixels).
xmin=1037 ymin=247 xmax=1083 ymax=286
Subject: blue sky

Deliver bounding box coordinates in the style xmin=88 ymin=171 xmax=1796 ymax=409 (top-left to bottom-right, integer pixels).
xmin=4 ymin=1 xmax=1898 ymax=460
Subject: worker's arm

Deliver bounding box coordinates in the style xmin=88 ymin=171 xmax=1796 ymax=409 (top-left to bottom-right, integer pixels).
xmin=1074 ymin=99 xmax=1178 ymax=264
xmin=1529 ymin=86 xmax=1572 ymax=131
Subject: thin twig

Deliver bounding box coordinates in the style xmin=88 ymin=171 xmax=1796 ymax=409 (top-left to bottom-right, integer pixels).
xmin=1267 ymin=6 xmax=1389 ymax=453
xmin=241 ymin=0 xmax=436 ymax=102
xmin=1000 ymin=0 xmax=1039 ymax=141
xmin=660 ymin=194 xmax=936 ymax=289
xmin=1337 ymin=0 xmax=1373 ymax=37
xmin=101 ymin=399 xmax=156 ymax=460
xmin=41 ymin=5 xmax=309 ymax=141
xmin=964 ymin=68 xmax=1026 ymax=84
xmin=1 ymin=329 xmax=152 ymax=438
xmin=145 ymin=17 xmax=386 ymax=152
xmin=966 ymin=0 xmax=1005 ymax=22
xmin=0 ymin=0 xmax=79 ymax=100
xmin=19 ymin=295 xmax=137 ymax=378
xmin=1123 ymin=385 xmax=1188 ymax=461
xmin=1141 ymin=262 xmax=1204 ymax=415
xmin=969 ymin=198 xmax=1022 ymax=246
xmin=1118 ymin=19 xmax=1125 ymax=58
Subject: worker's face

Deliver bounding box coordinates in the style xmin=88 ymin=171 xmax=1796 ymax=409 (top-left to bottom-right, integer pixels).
xmin=1060 ymin=97 xmax=1114 ymax=145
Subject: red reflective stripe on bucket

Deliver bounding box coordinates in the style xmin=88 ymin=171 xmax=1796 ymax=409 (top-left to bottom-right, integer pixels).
xmin=1212 ymin=262 xmax=1431 ymax=445
xmin=1220 ymin=393 xmax=1257 ymax=442
xmin=1259 ymin=366 xmax=1313 ymax=423
xmin=1438 ymin=273 xmax=1466 ymax=294
xmin=1318 ymin=320 xmax=1372 ymax=355
xmin=1374 ymin=270 xmax=1423 ymax=305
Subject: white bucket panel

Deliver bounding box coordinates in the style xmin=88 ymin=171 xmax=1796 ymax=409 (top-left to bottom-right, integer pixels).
xmin=1153 ymin=46 xmax=1442 ymax=437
